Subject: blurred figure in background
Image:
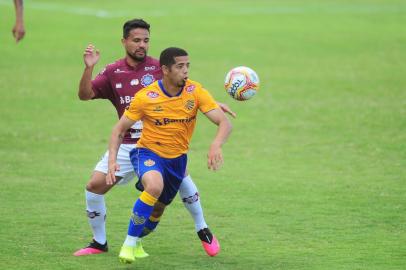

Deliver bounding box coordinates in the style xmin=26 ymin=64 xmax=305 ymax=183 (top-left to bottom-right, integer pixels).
xmin=12 ymin=0 xmax=25 ymax=42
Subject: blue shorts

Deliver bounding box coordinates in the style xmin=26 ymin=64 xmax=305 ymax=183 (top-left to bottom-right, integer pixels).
xmin=129 ymin=147 xmax=187 ymax=205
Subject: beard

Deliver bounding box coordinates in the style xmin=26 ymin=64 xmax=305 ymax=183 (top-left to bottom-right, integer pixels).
xmin=127 ymin=50 xmax=146 ymax=62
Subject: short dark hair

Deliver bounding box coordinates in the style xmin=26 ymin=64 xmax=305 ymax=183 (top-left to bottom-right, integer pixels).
xmin=123 ymin=19 xmax=150 ymax=38
xmin=159 ymin=47 xmax=188 ymax=68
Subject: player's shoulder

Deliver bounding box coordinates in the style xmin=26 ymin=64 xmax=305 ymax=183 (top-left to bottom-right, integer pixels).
xmin=144 ymin=56 xmax=160 ymax=68
xmin=99 ymin=58 xmax=126 ymax=75
xmin=186 ymin=79 xmax=203 ymax=89
xmin=136 ymin=81 xmax=160 ymax=99
xmin=184 ymin=79 xmax=207 ymax=94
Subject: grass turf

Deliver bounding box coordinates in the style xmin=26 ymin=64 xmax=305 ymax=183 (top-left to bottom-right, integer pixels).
xmin=0 ymin=0 xmax=405 ymax=269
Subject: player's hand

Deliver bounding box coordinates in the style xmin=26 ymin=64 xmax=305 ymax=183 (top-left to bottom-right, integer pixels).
xmin=83 ymin=44 xmax=100 ymax=68
xmin=12 ymin=21 xmax=25 ymax=43
xmin=207 ymin=143 xmax=223 ymax=171
xmin=106 ymin=162 xmax=120 ymax=185
xmin=217 ymin=102 xmax=236 ymax=118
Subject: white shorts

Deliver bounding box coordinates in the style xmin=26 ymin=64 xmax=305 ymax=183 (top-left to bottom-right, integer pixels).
xmin=94 ymin=144 xmax=136 ymax=185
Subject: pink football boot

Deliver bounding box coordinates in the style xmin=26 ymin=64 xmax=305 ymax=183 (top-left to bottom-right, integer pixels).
xmin=198 ymin=228 xmax=220 ymax=257
xmin=73 ymin=239 xmax=108 ymax=256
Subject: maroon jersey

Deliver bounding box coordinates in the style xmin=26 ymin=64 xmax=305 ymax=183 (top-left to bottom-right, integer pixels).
xmin=92 ymin=56 xmax=162 ymax=144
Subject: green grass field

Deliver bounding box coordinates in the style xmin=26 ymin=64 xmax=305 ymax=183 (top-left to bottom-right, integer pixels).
xmin=1 ymin=0 xmax=405 ymax=269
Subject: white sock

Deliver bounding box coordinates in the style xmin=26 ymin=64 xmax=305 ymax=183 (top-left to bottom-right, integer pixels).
xmin=85 ymin=190 xmax=107 ymax=245
xmin=179 ymin=175 xmax=208 ymax=231
xmin=124 ymin=235 xmax=138 ymax=247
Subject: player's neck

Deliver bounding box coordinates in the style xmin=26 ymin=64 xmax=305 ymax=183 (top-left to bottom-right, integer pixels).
xmin=162 ymin=78 xmax=182 ymax=97
xmin=125 ymin=56 xmax=142 ymax=68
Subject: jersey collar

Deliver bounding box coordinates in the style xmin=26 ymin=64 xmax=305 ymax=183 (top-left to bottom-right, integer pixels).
xmin=124 ymin=56 xmax=148 ymax=71
xmin=158 ymin=80 xmax=183 ymax=97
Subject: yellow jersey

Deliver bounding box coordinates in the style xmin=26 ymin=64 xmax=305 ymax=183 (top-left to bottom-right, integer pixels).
xmin=124 ymin=79 xmax=219 ymax=158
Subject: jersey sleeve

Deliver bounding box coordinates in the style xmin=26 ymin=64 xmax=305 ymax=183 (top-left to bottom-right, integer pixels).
xmin=124 ymin=93 xmax=144 ymax=121
xmin=197 ymin=88 xmax=219 ymax=113
xmin=91 ymin=67 xmax=113 ymax=100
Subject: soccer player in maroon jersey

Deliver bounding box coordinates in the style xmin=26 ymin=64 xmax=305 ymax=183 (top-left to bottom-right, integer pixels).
xmin=74 ymin=19 xmax=235 ymax=257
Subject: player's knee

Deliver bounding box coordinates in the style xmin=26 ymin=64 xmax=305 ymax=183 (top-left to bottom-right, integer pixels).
xmin=144 ymin=184 xmax=163 ymax=198
xmin=86 ymin=182 xmax=96 ymax=193
xmin=147 ymin=188 xmax=161 ymax=198
xmin=86 ymin=181 xmax=106 ymax=194
xmin=142 ymin=171 xmax=164 ymax=197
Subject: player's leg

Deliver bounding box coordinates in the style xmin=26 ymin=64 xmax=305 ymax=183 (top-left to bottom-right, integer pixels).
xmin=139 ymin=201 xmax=166 ymax=238
xmin=179 ymin=173 xmax=220 ymax=256
xmin=119 ymin=170 xmax=163 ymax=264
xmin=120 ymin=148 xmax=186 ymax=263
xmin=132 ymin=195 xmax=167 ymax=259
xmin=73 ymin=171 xmax=120 ymax=256
xmin=74 ymin=144 xmax=135 ymax=256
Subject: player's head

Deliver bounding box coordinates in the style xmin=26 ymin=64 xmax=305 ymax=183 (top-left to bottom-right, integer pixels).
xmin=122 ymin=19 xmax=150 ymax=62
xmin=160 ymin=47 xmax=189 ymax=88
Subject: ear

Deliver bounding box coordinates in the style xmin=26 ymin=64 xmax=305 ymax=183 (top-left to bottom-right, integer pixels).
xmin=161 ymin=65 xmax=170 ymax=75
xmin=121 ymin=38 xmax=126 ymax=46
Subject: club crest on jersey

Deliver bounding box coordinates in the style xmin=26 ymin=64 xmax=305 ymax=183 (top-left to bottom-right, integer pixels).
xmin=147 ymin=91 xmax=159 ymax=99
xmin=186 ymin=85 xmax=196 ymax=93
xmin=144 ymin=159 xmax=155 ymax=167
xmin=141 ymin=74 xmax=154 ymax=86
xmin=130 ymin=79 xmax=139 ymax=86
xmin=185 ymin=100 xmax=195 ymax=110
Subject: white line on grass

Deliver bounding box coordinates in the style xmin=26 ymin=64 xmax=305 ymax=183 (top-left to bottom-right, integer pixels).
xmin=0 ymin=0 xmax=405 ymax=18
xmin=0 ymin=0 xmax=165 ymax=18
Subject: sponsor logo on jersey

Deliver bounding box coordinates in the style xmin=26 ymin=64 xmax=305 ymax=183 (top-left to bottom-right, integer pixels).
xmin=185 ymin=100 xmax=195 ymax=110
xmin=114 ymin=68 xmax=126 ymax=73
xmin=130 ymin=79 xmax=139 ymax=86
xmin=115 ymin=83 xmax=122 ymax=89
xmin=144 ymin=159 xmax=155 ymax=167
xmin=147 ymin=91 xmax=159 ymax=99
xmin=141 ymin=74 xmax=155 ymax=86
xmin=145 ymin=66 xmax=156 ymax=71
xmin=131 ymin=212 xmax=146 ymax=225
xmin=153 ymin=105 xmax=164 ymax=112
xmin=120 ymin=95 xmax=135 ymax=104
xmin=186 ymin=85 xmax=195 ymax=93
xmin=154 ymin=116 xmax=196 ymax=126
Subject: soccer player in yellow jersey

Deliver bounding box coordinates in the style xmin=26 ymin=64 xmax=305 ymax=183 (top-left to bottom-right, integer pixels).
xmin=106 ymin=47 xmax=232 ymax=263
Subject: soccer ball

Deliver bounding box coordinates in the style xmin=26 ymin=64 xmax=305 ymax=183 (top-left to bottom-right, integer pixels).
xmin=224 ymin=66 xmax=260 ymax=101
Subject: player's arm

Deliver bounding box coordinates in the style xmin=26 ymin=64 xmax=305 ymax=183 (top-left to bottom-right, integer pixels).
xmin=78 ymin=44 xmax=100 ymax=100
xmin=217 ymin=102 xmax=237 ymax=118
xmin=204 ymin=108 xmax=233 ymax=171
xmin=12 ymin=0 xmax=25 ymax=43
xmin=106 ymin=115 xmax=137 ymax=185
